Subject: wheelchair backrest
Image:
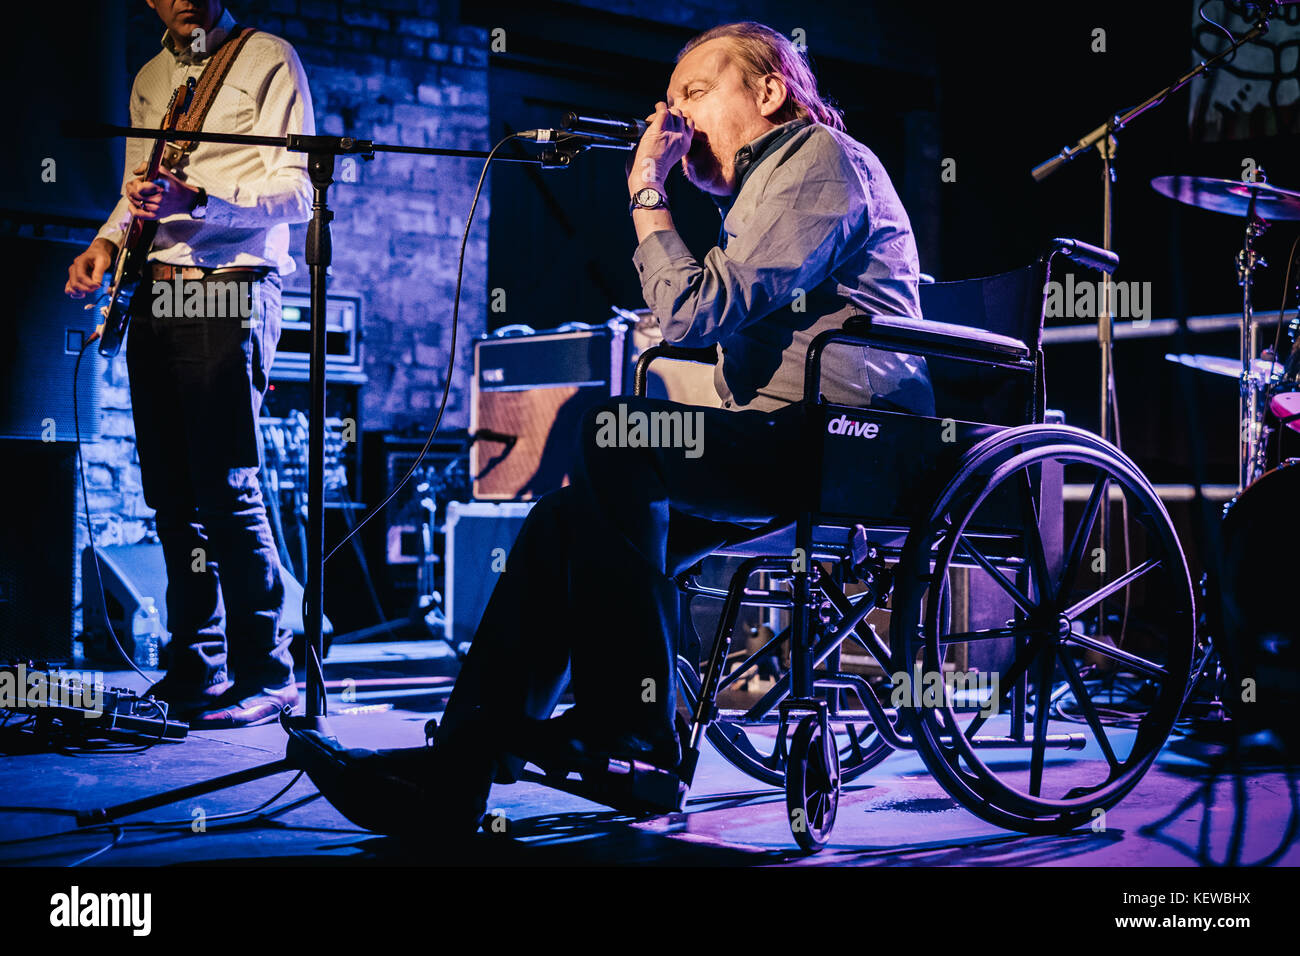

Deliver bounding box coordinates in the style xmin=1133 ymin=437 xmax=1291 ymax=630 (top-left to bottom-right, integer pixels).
xmin=919 ymin=260 xmax=1049 ymax=427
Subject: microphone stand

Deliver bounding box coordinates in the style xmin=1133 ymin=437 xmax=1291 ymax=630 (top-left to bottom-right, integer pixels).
xmin=71 ymin=124 xmax=584 ymax=825
xmin=1028 ymin=2 xmax=1280 ymax=643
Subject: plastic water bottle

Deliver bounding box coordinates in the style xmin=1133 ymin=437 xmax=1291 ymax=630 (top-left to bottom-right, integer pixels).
xmin=132 ymin=598 xmax=165 ymax=670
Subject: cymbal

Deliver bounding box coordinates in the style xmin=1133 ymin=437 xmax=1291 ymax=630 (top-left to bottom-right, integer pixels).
xmin=1151 ymin=175 xmax=1300 ymax=221
xmin=1164 ymin=352 xmax=1282 ymax=380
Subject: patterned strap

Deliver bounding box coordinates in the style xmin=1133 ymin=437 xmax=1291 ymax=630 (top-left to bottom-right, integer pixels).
xmin=171 ymin=25 xmax=259 ymax=155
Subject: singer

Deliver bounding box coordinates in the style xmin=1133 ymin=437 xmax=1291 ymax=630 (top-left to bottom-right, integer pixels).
xmin=289 ymin=20 xmax=933 ymax=836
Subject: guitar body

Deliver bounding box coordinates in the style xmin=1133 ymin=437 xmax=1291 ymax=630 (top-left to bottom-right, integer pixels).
xmin=96 ymin=219 xmax=160 ymax=357
xmin=95 ymin=79 xmax=194 ymax=358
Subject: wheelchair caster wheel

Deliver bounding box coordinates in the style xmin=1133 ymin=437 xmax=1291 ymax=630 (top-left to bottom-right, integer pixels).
xmin=785 ymin=714 xmax=839 ymax=852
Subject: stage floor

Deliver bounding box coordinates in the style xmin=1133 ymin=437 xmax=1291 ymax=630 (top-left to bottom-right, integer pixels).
xmin=1 ymin=648 xmax=1296 ymax=867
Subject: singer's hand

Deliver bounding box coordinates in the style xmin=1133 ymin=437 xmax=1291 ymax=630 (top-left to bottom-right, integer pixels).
xmin=627 ymin=102 xmax=693 ymax=197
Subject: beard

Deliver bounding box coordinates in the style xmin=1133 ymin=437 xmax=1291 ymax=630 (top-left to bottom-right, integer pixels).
xmin=682 ymin=139 xmax=731 ymax=196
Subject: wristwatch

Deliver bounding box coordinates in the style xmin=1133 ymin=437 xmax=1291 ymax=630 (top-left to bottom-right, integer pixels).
xmin=190 ymin=187 xmax=208 ymax=220
xmin=629 ymin=185 xmax=668 ymax=214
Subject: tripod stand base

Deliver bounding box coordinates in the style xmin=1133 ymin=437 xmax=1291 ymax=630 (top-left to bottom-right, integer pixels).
xmin=75 ymin=712 xmax=335 ymax=827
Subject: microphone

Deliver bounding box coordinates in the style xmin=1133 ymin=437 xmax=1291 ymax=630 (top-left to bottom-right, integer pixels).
xmin=1051 ymin=237 xmax=1120 ymax=275
xmin=561 ymin=112 xmax=647 ymax=142
xmin=517 ymin=112 xmax=648 ymax=150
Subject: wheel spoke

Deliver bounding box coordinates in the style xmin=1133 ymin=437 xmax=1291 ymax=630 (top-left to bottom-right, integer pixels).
xmin=1029 ymin=642 xmax=1053 ymax=797
xmin=1019 ymin=472 xmax=1054 ymax=605
xmin=940 ymin=624 xmax=1035 ymax=644
xmin=1063 ymin=558 xmax=1161 ymax=620
xmin=1056 ymin=646 xmax=1120 ymax=769
xmin=1059 ymin=474 xmax=1108 ymax=601
xmin=962 ymin=633 xmax=1042 ymax=741
xmin=1060 ymin=629 xmax=1169 ymax=680
xmin=955 ymin=535 xmax=1035 ymax=615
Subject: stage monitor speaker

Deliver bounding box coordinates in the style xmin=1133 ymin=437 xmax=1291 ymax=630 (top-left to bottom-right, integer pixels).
xmin=0 ymin=236 xmax=103 ymax=442
xmin=0 ymin=440 xmax=75 ymax=663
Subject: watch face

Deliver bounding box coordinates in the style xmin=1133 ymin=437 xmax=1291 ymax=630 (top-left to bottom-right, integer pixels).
xmin=636 ymin=187 xmax=663 ymax=206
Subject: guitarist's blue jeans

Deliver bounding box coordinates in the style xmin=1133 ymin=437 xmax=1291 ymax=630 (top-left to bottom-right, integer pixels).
xmin=126 ymin=272 xmax=294 ymax=698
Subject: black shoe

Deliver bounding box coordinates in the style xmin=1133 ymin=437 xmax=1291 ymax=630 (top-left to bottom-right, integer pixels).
xmin=284 ymin=715 xmax=495 ymax=837
xmin=145 ymin=675 xmax=232 ymax=721
xmin=511 ymin=709 xmax=686 ymax=815
xmin=191 ymin=681 xmax=298 ymax=729
xmin=514 ymin=708 xmax=681 ymax=776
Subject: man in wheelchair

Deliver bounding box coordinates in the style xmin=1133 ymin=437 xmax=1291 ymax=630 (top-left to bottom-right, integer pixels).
xmin=287 ymin=19 xmax=934 ymax=837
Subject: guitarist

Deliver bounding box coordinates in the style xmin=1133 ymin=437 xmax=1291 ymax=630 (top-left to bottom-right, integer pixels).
xmin=63 ymin=1 xmax=315 ymax=728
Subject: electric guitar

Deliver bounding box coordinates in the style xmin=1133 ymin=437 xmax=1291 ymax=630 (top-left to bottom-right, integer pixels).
xmin=92 ymin=78 xmax=195 ymax=358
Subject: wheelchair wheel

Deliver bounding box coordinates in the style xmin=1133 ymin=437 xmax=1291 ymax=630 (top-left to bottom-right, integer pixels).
xmin=676 ymin=654 xmax=892 ymax=789
xmin=892 ymin=424 xmax=1195 ymax=834
xmin=785 ymin=714 xmax=840 ymax=851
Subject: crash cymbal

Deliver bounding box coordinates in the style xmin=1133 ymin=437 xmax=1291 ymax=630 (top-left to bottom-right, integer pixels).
xmin=1164 ymin=352 xmax=1282 ymax=380
xmin=1151 ymin=175 xmax=1300 ymax=221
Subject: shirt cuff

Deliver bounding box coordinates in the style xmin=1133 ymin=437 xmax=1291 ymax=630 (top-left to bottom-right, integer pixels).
xmin=94 ymin=220 xmax=127 ymax=250
xmin=632 ymin=228 xmax=695 ymax=286
xmin=199 ymin=193 xmax=247 ymax=229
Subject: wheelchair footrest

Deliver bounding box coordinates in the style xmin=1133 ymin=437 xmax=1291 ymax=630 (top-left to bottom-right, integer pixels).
xmin=518 ymin=759 xmax=686 ymax=816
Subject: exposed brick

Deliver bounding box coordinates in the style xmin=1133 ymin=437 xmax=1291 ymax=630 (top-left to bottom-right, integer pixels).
xmin=397 ymin=16 xmax=440 ymax=38
xmin=340 ymin=8 xmax=390 ymax=30
xmin=299 ymin=0 xmax=341 ymax=21
xmin=455 ymin=25 xmax=486 ymax=45
xmin=86 ymin=464 xmax=114 ymax=489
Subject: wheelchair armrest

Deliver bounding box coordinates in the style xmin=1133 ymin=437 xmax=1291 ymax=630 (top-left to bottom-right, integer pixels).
xmin=803 ymin=316 xmax=1035 ymax=406
xmin=633 ymin=343 xmax=718 ymax=398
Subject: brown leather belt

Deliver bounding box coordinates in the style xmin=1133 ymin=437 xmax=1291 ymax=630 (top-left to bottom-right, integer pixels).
xmin=149 ymin=263 xmax=272 ymax=280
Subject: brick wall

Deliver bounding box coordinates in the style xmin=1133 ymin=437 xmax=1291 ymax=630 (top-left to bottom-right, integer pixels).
xmin=68 ymin=0 xmax=491 ymax=627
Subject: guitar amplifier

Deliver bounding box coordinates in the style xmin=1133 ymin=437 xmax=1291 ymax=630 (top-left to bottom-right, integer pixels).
xmin=471 ymin=324 xmax=628 ymax=500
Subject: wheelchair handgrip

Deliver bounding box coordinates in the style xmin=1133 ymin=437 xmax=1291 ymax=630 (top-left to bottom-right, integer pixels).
xmin=1050 ymin=237 xmax=1119 ymax=275
xmin=633 ymin=344 xmax=719 ymax=397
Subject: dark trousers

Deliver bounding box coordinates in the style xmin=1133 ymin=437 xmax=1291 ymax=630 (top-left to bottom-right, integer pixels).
xmin=439 ymin=395 xmax=812 ymax=776
xmin=126 ymin=271 xmax=293 ymax=693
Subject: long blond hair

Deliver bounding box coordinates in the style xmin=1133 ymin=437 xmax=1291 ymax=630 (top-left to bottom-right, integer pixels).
xmin=677 ymin=21 xmax=845 ymax=131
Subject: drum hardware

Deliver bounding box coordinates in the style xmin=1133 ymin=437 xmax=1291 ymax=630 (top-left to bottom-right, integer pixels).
xmin=1151 ymin=172 xmax=1300 ymax=489
xmin=1266 ymin=297 xmax=1300 ymax=435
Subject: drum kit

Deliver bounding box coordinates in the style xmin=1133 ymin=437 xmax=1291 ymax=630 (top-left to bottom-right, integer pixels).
xmin=1150 ymin=172 xmax=1300 ymax=734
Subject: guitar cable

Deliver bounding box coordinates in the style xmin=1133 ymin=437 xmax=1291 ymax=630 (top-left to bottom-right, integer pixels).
xmin=72 ymin=336 xmax=154 ymax=689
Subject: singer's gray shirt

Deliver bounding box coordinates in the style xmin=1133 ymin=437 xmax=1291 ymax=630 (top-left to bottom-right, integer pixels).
xmin=632 ymin=116 xmax=934 ymax=414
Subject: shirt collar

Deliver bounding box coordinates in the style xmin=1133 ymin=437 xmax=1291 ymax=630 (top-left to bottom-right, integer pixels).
xmin=713 ymin=116 xmax=814 ymax=215
xmin=163 ymin=7 xmax=236 ymax=65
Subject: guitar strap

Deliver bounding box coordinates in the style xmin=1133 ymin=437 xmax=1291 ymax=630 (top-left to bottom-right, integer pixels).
xmin=169 ymin=25 xmax=259 ymax=158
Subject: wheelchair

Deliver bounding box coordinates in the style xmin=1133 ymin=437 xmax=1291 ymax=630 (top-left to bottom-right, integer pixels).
xmin=519 ymin=239 xmax=1196 ymax=852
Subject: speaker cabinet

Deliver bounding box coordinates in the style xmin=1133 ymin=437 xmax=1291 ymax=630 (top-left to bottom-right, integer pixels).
xmin=0 ymin=441 xmax=75 ymax=663
xmin=0 ymin=236 xmax=102 ymax=442
xmin=471 ymin=327 xmax=627 ymax=501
